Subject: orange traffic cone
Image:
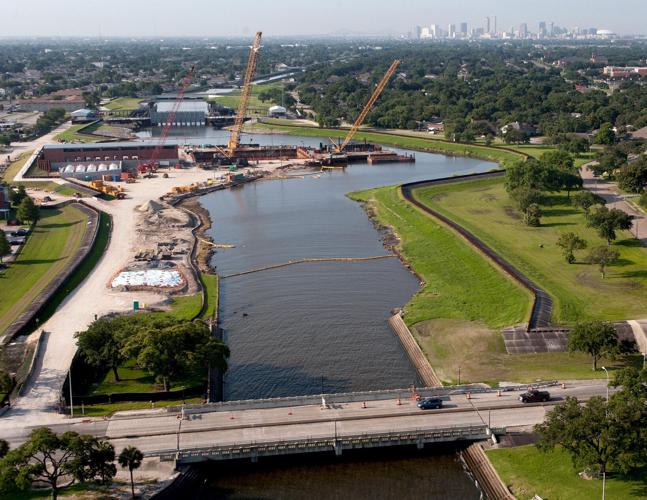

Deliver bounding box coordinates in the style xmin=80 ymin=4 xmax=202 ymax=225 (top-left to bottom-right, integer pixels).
xmin=396 ymin=397 xmax=402 ymax=406
xmin=466 ymin=392 xmax=471 ymax=400
xmin=362 ymin=401 xmax=367 ymax=409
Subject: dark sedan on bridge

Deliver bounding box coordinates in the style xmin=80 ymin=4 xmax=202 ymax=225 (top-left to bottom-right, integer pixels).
xmin=417 ymin=398 xmax=443 ymax=410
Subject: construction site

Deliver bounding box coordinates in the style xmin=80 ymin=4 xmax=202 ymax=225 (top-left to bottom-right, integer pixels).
xmin=27 ymin=32 xmax=412 ymax=190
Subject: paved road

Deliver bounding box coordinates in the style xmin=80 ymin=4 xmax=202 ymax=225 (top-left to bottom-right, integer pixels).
xmin=581 ymin=163 xmax=647 ymax=246
xmin=0 ymin=379 xmax=610 ymax=455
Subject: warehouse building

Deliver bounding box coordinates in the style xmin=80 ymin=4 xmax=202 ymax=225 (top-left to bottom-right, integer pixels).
xmin=149 ymin=101 xmax=208 ymax=126
xmin=36 ymin=141 xmax=179 ymax=173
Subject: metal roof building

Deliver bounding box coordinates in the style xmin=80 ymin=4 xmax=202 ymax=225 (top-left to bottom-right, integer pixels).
xmin=150 ymin=101 xmax=208 ymax=126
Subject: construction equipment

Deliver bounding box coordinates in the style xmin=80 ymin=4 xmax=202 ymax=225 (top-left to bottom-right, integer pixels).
xmin=335 ymin=60 xmax=401 ymax=153
xmin=90 ymin=180 xmax=126 ymax=199
xmin=139 ymin=65 xmax=196 ymax=173
xmin=227 ymin=32 xmax=263 ymax=154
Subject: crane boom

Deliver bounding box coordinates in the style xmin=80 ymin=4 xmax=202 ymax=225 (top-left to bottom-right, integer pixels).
xmin=227 ymin=31 xmax=263 ymax=152
xmin=144 ymin=65 xmax=195 ymax=171
xmin=336 ymin=60 xmax=400 ymax=153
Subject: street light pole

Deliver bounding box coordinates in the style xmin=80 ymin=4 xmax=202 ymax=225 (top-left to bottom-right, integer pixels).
xmin=602 ymin=366 xmax=609 ymax=403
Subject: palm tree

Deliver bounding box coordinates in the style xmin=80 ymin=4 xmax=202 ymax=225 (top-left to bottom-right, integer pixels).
xmin=118 ymin=446 xmax=144 ymax=498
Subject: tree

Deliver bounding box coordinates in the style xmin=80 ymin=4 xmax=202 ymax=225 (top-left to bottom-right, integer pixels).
xmin=586 ymin=206 xmax=633 ymax=245
xmin=118 ymin=446 xmax=143 ymax=498
xmin=510 ymin=186 xmax=543 ymax=212
xmin=573 ymin=190 xmax=601 ymax=216
xmin=126 ymin=320 xmax=229 ymax=391
xmin=615 ymin=158 xmax=647 ymax=194
xmin=523 ymin=203 xmax=542 ymax=227
xmin=75 ymin=318 xmax=128 ymax=382
xmin=16 ymin=196 xmax=40 ymax=225
xmin=595 ymin=122 xmax=616 ymax=146
xmin=557 ymin=232 xmax=587 ymax=264
xmin=0 ymin=428 xmax=116 ymax=499
xmin=0 ymin=230 xmax=10 ymax=264
xmin=0 ymin=440 xmax=8 ymax=459
xmin=540 ymin=150 xmax=575 ymax=172
xmin=568 ymin=321 xmax=618 ymax=370
xmin=505 ymin=159 xmax=552 ymax=193
xmin=535 ymin=394 xmax=647 ymax=476
xmin=587 ymin=246 xmax=620 ymax=279
xmin=11 ymin=185 xmax=27 ymax=207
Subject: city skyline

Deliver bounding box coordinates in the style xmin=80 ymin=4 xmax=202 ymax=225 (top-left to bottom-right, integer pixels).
xmin=2 ymin=0 xmax=646 ymax=37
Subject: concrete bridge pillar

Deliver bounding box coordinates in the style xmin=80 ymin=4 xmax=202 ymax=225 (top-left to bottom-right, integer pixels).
xmin=334 ymin=442 xmax=343 ymax=456
xmin=251 ymin=449 xmax=258 ymax=463
xmin=416 ymin=438 xmax=425 ymax=450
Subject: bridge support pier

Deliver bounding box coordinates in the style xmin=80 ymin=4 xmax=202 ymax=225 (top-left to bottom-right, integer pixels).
xmin=334 ymin=442 xmax=343 ymax=457
xmin=416 ymin=439 xmax=424 ymax=450
xmin=251 ymin=450 xmax=258 ymax=463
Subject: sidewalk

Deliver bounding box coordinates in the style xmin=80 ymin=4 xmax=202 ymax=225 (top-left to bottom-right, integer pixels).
xmin=580 ymin=163 xmax=647 ymax=246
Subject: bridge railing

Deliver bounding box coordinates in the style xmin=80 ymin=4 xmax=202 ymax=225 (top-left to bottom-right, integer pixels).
xmin=114 ymin=381 xmax=559 ymax=420
xmin=156 ymin=424 xmax=506 ymax=462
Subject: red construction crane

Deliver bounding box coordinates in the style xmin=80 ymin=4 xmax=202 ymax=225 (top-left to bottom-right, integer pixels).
xmin=139 ymin=65 xmax=195 ymax=173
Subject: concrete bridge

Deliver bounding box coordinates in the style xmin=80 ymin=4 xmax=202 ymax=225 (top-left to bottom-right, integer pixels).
xmin=0 ymin=379 xmax=609 ymax=466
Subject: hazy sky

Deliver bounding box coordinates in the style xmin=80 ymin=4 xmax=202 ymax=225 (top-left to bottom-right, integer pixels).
xmin=3 ymin=0 xmax=646 ymax=37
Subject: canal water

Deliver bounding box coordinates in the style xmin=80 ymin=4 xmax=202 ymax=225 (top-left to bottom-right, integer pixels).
xmin=190 ymin=446 xmax=481 ymax=499
xmin=144 ymin=127 xmax=492 ymax=497
xmin=142 ymin=126 xmax=495 ymax=400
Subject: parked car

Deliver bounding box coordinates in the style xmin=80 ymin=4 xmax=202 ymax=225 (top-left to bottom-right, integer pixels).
xmin=10 ymin=228 xmax=29 ymax=237
xmin=519 ymin=389 xmax=550 ymax=403
xmin=417 ymin=397 xmax=443 ymax=410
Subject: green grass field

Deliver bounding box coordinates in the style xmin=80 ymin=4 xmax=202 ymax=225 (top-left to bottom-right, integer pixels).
xmin=488 ymin=445 xmax=647 ymax=500
xmin=87 ymin=359 xmax=202 ymax=395
xmin=414 ymin=177 xmax=647 ymax=324
xmin=0 ymin=206 xmax=91 ymax=337
xmin=252 ymin=122 xmax=525 ymax=164
xmin=54 ymin=123 xmax=101 ymax=143
xmin=73 ymin=397 xmax=203 ymax=418
xmin=167 ymin=272 xmax=218 ymax=320
xmin=349 ymin=186 xmax=640 ymax=384
xmin=1 ymin=152 xmax=32 ymax=182
xmin=211 ymin=82 xmax=282 ymax=114
xmin=103 ymin=97 xmax=142 ymax=111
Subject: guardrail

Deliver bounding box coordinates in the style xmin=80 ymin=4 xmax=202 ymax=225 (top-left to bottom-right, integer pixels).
xmin=157 ymin=424 xmax=505 ymax=463
xmin=107 ymin=381 xmax=559 ymax=420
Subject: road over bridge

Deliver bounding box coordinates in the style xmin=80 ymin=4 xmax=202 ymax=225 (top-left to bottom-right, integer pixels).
xmin=0 ymin=379 xmax=610 ymax=462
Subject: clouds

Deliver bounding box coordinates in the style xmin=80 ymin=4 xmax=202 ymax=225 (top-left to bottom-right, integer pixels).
xmin=3 ymin=0 xmax=645 ymax=37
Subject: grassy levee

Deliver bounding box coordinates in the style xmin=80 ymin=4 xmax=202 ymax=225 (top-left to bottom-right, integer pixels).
xmin=211 ymin=81 xmax=281 ymax=114
xmin=350 ymin=187 xmax=531 ymax=327
xmin=488 ymin=445 xmax=647 ymax=499
xmin=23 ymin=211 xmax=112 ymax=333
xmin=77 ymin=398 xmax=203 ymax=418
xmin=1 ymin=151 xmax=33 ymax=182
xmin=54 ymin=123 xmax=102 ymax=143
xmin=252 ymin=121 xmax=526 ymax=164
xmin=103 ymin=97 xmax=142 ymax=111
xmin=413 ymin=177 xmax=647 ymax=324
xmin=350 ymin=186 xmax=638 ymax=384
xmin=0 ymin=206 xmax=90 ymax=337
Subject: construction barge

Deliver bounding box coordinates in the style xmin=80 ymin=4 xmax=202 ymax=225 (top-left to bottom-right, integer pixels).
xmin=186 ymin=141 xmax=415 ymax=168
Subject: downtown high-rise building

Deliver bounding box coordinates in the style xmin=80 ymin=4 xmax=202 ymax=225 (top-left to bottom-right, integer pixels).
xmin=485 ymin=16 xmax=491 ymax=34
xmin=519 ymin=23 xmax=528 ymax=38
xmin=448 ymin=24 xmax=456 ymax=38
xmin=460 ymin=22 xmax=468 ymax=35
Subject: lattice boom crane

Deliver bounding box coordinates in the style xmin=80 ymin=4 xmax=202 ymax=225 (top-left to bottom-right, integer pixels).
xmin=336 ymin=59 xmax=401 ymax=153
xmin=140 ymin=65 xmax=195 ymax=172
xmin=227 ymin=31 xmax=263 ymax=153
